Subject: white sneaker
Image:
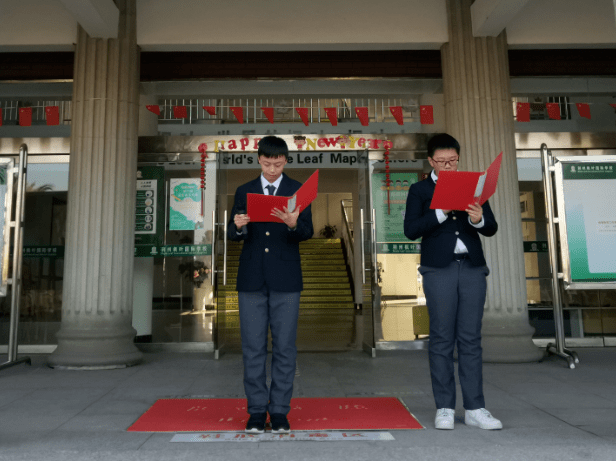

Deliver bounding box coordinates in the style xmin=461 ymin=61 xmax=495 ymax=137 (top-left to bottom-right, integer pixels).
xmin=435 ymin=408 xmax=455 ymax=430
xmin=465 ymin=408 xmax=502 ymax=430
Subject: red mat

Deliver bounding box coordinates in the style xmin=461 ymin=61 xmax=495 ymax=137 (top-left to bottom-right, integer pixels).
xmin=127 ymin=397 xmax=423 ymax=432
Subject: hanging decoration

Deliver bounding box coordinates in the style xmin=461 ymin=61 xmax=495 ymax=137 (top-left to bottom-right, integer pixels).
xmin=19 ymin=107 xmax=32 ymax=126
xmin=0 ymin=108 xmax=3 ymax=127
xmin=546 ymin=103 xmax=561 ymax=120
xmin=384 ymin=146 xmax=391 ymax=214
xmin=610 ymin=104 xmax=616 ymax=111
xmin=261 ymin=107 xmax=274 ymax=123
xmin=230 ymin=107 xmax=244 ymax=124
xmin=198 ymin=143 xmax=208 ymax=217
xmin=296 ymin=108 xmax=310 ymax=126
xmin=355 ymin=107 xmax=369 ymax=126
xmin=146 ymin=105 xmax=160 ymax=115
xmin=45 ymin=106 xmax=60 ymax=126
xmin=203 ymin=106 xmax=216 ymax=116
xmin=390 ymin=106 xmax=404 ymax=125
xmin=516 ymin=102 xmax=530 ymax=122
xmin=420 ymin=105 xmax=434 ymax=125
xmin=575 ymin=103 xmax=591 ymax=119
xmin=173 ymin=106 xmax=188 ymax=119
xmin=324 ymin=107 xmax=338 ymax=126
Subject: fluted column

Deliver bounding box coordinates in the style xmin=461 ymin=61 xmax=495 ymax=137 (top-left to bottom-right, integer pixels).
xmin=442 ymin=0 xmax=542 ymax=362
xmin=48 ymin=0 xmax=142 ymax=368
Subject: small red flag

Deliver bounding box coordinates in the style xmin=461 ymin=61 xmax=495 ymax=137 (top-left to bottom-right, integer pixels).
xmin=203 ymin=106 xmax=216 ymax=116
xmin=546 ymin=103 xmax=561 ymax=120
xmin=355 ymin=107 xmax=369 ymax=126
xmin=45 ymin=106 xmax=60 ymax=125
xmin=324 ymin=108 xmax=338 ymax=126
xmin=146 ymin=105 xmax=160 ymax=115
xmin=296 ymin=108 xmax=310 ymax=126
xmin=390 ymin=106 xmax=404 ymax=125
xmin=420 ymin=105 xmax=434 ymax=124
xmin=0 ymin=108 xmax=3 ymax=127
xmin=576 ymin=103 xmax=591 ymax=119
xmin=261 ymin=107 xmax=274 ymax=123
xmin=173 ymin=106 xmax=188 ymax=119
xmin=19 ymin=107 xmax=32 ymax=126
xmin=230 ymin=107 xmax=244 ymax=124
xmin=610 ymin=103 xmax=616 ymax=110
xmin=516 ymin=103 xmax=530 ymax=122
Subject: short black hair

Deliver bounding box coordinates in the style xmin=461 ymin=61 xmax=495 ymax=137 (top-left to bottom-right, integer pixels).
xmin=427 ymin=133 xmax=460 ymax=158
xmin=258 ymin=136 xmax=289 ymax=160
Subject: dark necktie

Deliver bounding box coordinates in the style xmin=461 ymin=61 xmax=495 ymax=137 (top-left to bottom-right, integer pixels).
xmin=265 ymin=185 xmax=276 ymax=196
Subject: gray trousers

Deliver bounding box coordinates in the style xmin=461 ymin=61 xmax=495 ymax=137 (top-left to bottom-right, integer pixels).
xmin=419 ymin=259 xmax=489 ymax=410
xmin=238 ymin=287 xmax=300 ymax=415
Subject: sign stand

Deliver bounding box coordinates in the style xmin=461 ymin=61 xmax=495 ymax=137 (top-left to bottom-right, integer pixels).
xmin=540 ymin=144 xmax=579 ymax=369
xmin=0 ymin=144 xmax=31 ymax=372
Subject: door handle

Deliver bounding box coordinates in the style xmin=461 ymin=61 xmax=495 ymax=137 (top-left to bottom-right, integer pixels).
xmin=360 ymin=208 xmax=366 ymax=285
xmin=223 ymin=209 xmax=228 ymax=286
xmin=211 ymin=210 xmax=217 ymax=287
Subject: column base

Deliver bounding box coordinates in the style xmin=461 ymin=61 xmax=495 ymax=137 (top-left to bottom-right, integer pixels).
xmin=47 ymin=325 xmax=143 ymax=369
xmin=481 ymin=317 xmax=544 ymax=363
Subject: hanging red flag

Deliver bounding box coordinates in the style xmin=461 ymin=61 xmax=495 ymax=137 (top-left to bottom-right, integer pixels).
xmin=516 ymin=103 xmax=530 ymax=122
xmin=610 ymin=103 xmax=616 ymax=110
xmin=420 ymin=105 xmax=434 ymax=124
xmin=545 ymin=103 xmax=561 ymax=120
xmin=355 ymin=107 xmax=369 ymax=126
xmin=390 ymin=106 xmax=404 ymax=125
xmin=576 ymin=103 xmax=591 ymax=119
xmin=19 ymin=107 xmax=32 ymax=126
xmin=146 ymin=105 xmax=160 ymax=115
xmin=0 ymin=108 xmax=3 ymax=127
xmin=261 ymin=107 xmax=274 ymax=124
xmin=296 ymin=108 xmax=310 ymax=126
xmin=203 ymin=106 xmax=216 ymax=116
xmin=230 ymin=107 xmax=244 ymax=124
xmin=324 ymin=107 xmax=338 ymax=126
xmin=173 ymin=106 xmax=188 ymax=119
xmin=45 ymin=106 xmax=60 ymax=126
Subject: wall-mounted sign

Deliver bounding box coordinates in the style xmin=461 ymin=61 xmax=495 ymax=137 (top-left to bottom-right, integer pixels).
xmin=169 ymin=179 xmax=203 ymax=230
xmin=371 ymin=172 xmax=419 ymax=243
xmin=135 ymin=166 xmax=164 ymax=247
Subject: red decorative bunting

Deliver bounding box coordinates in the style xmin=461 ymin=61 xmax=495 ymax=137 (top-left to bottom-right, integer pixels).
xmin=610 ymin=103 xmax=616 ymax=110
xmin=230 ymin=107 xmax=244 ymax=124
xmin=203 ymin=106 xmax=216 ymax=116
xmin=390 ymin=106 xmax=404 ymax=125
xmin=576 ymin=103 xmax=591 ymax=119
xmin=324 ymin=107 xmax=338 ymax=126
xmin=19 ymin=107 xmax=32 ymax=126
xmin=261 ymin=107 xmax=274 ymax=124
xmin=296 ymin=108 xmax=310 ymax=126
xmin=173 ymin=106 xmax=188 ymax=119
xmin=546 ymin=103 xmax=561 ymax=120
xmin=45 ymin=106 xmax=60 ymax=126
xmin=0 ymin=108 xmax=3 ymax=127
xmin=146 ymin=105 xmax=160 ymax=116
xmin=420 ymin=105 xmax=434 ymax=125
xmin=516 ymin=103 xmax=530 ymax=122
xmin=355 ymin=107 xmax=369 ymax=126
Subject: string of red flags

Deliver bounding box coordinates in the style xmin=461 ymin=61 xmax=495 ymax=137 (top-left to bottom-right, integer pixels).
xmin=515 ymin=101 xmax=612 ymax=122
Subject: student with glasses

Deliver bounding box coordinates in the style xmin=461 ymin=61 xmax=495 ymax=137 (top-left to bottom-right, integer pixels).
xmin=403 ymin=133 xmax=502 ymax=431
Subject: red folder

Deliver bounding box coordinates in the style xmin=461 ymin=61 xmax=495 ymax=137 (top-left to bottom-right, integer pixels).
xmin=247 ymin=170 xmax=319 ymax=223
xmin=430 ymin=152 xmax=502 ymax=211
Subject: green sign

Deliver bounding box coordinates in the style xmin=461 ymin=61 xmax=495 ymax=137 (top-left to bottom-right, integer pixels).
xmin=135 ymin=166 xmax=165 ymax=247
xmin=562 ymin=163 xmax=615 ymax=180
xmin=134 ymin=244 xmax=212 ymax=257
xmin=372 ymin=172 xmax=418 ymax=243
xmin=169 ymin=179 xmax=202 ymax=231
xmin=22 ymin=246 xmax=65 ymax=258
xmin=377 ymin=242 xmax=421 ymax=254
xmin=523 ymin=241 xmax=548 ymax=253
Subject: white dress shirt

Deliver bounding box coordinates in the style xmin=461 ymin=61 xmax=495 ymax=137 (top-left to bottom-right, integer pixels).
xmin=260 ymin=174 xmax=283 ymax=195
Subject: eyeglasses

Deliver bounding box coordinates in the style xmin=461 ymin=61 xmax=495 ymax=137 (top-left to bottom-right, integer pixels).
xmin=431 ymin=158 xmax=459 ymax=166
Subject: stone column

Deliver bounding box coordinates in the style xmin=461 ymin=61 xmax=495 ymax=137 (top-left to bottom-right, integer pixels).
xmin=48 ymin=0 xmax=142 ymax=368
xmin=441 ymin=0 xmax=542 ymax=362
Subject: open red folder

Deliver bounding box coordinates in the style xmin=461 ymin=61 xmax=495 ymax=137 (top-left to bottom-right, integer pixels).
xmin=430 ymin=152 xmax=502 ymax=211
xmin=247 ymin=170 xmax=319 ymax=223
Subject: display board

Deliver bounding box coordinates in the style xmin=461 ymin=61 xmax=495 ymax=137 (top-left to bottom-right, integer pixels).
xmin=0 ymin=159 xmax=14 ymax=296
xmin=554 ymin=156 xmax=616 ymax=289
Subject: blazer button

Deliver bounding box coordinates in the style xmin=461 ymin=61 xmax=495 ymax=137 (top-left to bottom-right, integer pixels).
xmin=265 ymin=248 xmax=269 ymax=253
xmin=265 ymin=231 xmax=270 ymax=236
xmin=455 ymin=231 xmax=459 ymax=235
xmin=452 ymin=216 xmax=457 ymax=220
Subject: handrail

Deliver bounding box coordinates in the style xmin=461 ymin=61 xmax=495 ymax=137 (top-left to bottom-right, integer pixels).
xmin=340 ymin=199 xmax=354 ymax=256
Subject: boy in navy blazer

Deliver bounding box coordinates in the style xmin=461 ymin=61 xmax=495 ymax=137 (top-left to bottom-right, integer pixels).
xmin=228 ymin=136 xmax=313 ymax=433
xmin=404 ymin=133 xmax=502 ymax=431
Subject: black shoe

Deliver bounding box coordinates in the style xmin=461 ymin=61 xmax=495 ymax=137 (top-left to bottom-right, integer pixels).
xmin=270 ymin=413 xmax=291 ymax=433
xmin=245 ymin=413 xmax=267 ymax=433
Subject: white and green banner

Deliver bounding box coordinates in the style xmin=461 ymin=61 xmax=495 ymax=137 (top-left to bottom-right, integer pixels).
xmin=169 ymin=179 xmax=203 ymax=231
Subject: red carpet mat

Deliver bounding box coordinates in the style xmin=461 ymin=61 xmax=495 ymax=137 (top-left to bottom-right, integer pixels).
xmin=127 ymin=397 xmax=423 ymax=432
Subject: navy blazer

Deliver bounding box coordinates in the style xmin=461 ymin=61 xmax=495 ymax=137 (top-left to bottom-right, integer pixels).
xmin=227 ymin=173 xmax=314 ymax=292
xmin=403 ymin=176 xmax=497 ymax=268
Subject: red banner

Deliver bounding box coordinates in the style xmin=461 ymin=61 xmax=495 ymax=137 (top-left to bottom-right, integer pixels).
xmin=390 ymin=106 xmax=404 ymax=125
xmin=173 ymin=106 xmax=188 ymax=119
xmin=146 ymin=105 xmax=160 ymax=116
xmin=576 ymin=103 xmax=591 ymax=119
xmin=203 ymin=106 xmax=216 ymax=116
xmin=45 ymin=106 xmax=60 ymax=125
xmin=0 ymin=108 xmax=3 ymax=127
xmin=355 ymin=107 xmax=369 ymax=126
xmin=516 ymin=103 xmax=530 ymax=122
xmin=324 ymin=107 xmax=338 ymax=126
xmin=420 ymin=105 xmax=434 ymax=125
xmin=296 ymin=108 xmax=310 ymax=126
xmin=230 ymin=107 xmax=244 ymax=124
xmin=19 ymin=107 xmax=32 ymax=126
xmin=546 ymin=103 xmax=561 ymax=120
xmin=261 ymin=107 xmax=274 ymax=124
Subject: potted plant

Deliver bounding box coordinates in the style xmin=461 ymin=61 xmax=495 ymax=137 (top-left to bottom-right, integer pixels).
xmin=319 ymin=224 xmax=337 ymax=238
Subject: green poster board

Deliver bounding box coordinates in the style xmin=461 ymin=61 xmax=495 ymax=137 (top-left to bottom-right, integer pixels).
xmin=135 ymin=166 xmax=165 ymax=247
xmin=169 ymin=179 xmax=202 ymax=231
xmin=555 ymin=158 xmax=616 ymax=288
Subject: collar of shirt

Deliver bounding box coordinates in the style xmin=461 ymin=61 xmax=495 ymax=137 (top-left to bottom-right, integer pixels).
xmin=260 ymin=173 xmax=283 ymax=194
xmin=431 ymin=170 xmax=438 ymax=183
